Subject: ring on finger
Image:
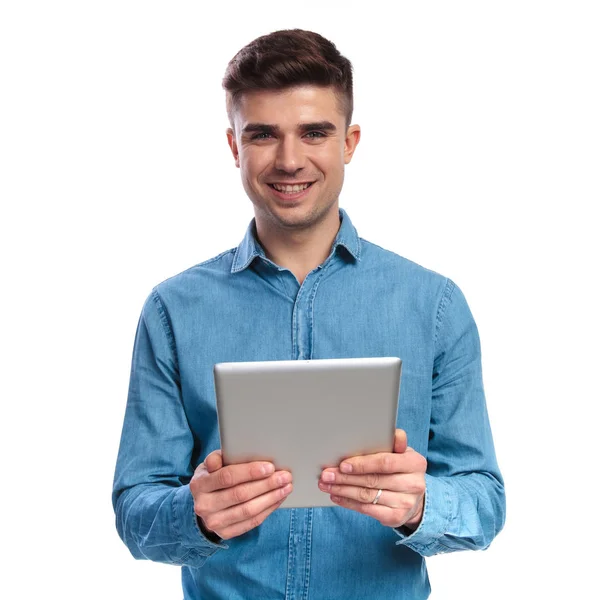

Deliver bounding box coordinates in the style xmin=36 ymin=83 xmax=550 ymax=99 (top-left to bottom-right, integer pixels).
xmin=372 ymin=488 xmax=383 ymax=505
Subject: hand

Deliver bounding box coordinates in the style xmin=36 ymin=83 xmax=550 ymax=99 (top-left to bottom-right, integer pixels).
xmin=318 ymin=429 xmax=426 ymax=529
xmin=190 ymin=449 xmax=293 ymax=540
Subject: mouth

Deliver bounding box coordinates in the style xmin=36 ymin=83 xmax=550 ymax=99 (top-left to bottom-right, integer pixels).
xmin=266 ymin=181 xmax=315 ymax=202
xmin=267 ymin=182 xmax=314 ymax=194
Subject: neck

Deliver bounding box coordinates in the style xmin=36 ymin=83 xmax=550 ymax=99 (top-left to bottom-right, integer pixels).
xmin=255 ymin=208 xmax=341 ymax=284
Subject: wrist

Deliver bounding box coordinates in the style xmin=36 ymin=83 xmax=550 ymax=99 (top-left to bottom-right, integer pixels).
xmin=197 ymin=516 xmax=222 ymax=544
xmin=403 ymin=496 xmax=425 ymax=531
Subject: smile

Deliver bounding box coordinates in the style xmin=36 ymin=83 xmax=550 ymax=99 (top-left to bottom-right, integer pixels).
xmin=268 ymin=182 xmax=314 ymax=194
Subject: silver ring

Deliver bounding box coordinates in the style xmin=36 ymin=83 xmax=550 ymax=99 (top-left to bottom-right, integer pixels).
xmin=372 ymin=489 xmax=383 ymax=505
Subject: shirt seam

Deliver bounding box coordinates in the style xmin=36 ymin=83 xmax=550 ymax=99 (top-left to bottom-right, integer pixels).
xmin=420 ymin=482 xmax=454 ymax=554
xmin=150 ymin=288 xmax=180 ymax=371
xmin=286 ymin=509 xmax=297 ymax=599
xmin=199 ymin=248 xmax=236 ymax=268
xmin=307 ymin=266 xmax=328 ymax=359
xmin=150 ymin=249 xmax=236 ymax=290
xmin=232 ymin=248 xmax=259 ymax=272
xmin=171 ymin=487 xmax=189 ymax=552
xmin=433 ymin=278 xmax=456 ymax=348
xmin=303 ymin=508 xmax=313 ymax=600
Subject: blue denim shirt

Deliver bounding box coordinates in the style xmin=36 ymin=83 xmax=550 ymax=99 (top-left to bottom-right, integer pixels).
xmin=113 ymin=210 xmax=505 ymax=600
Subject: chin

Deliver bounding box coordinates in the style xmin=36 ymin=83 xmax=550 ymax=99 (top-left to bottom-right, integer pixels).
xmin=269 ymin=204 xmax=336 ymax=231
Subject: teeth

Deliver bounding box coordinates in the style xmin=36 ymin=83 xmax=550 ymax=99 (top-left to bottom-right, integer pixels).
xmin=272 ymin=183 xmax=311 ymax=193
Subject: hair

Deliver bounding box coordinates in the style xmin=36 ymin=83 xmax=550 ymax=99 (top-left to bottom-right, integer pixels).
xmin=223 ymin=29 xmax=354 ymax=128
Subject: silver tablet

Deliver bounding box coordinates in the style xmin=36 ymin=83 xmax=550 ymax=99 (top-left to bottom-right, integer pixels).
xmin=214 ymin=357 xmax=401 ymax=508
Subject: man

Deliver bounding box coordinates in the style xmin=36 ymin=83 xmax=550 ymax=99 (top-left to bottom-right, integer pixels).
xmin=113 ymin=29 xmax=505 ymax=599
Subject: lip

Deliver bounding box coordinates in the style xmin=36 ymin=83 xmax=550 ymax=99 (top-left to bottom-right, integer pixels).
xmin=266 ymin=182 xmax=315 ymax=202
xmin=267 ymin=181 xmax=314 ymax=186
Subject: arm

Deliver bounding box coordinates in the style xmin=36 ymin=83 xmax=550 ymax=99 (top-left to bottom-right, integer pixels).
xmin=319 ymin=280 xmax=505 ymax=556
xmin=112 ymin=289 xmax=224 ymax=567
xmin=112 ymin=290 xmax=292 ymax=566
xmin=396 ymin=280 xmax=506 ymax=555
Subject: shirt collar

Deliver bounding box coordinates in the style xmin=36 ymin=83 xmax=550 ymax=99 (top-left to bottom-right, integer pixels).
xmin=231 ymin=208 xmax=361 ymax=273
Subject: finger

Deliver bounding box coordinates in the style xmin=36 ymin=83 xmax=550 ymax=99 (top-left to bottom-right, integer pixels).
xmin=319 ymin=481 xmax=383 ymax=504
xmin=339 ymin=452 xmax=403 ymax=476
xmin=394 ymin=429 xmax=408 ymax=454
xmin=205 ymin=450 xmax=223 ymax=473
xmin=217 ymin=497 xmax=287 ymax=541
xmin=319 ymin=471 xmax=424 ymax=494
xmin=209 ymin=470 xmax=293 ymax=512
xmin=339 ymin=448 xmax=426 ymax=476
xmin=202 ymin=483 xmax=293 ymax=538
xmin=320 ymin=481 xmax=421 ymax=511
xmin=197 ymin=461 xmax=277 ymax=493
xmin=328 ymin=495 xmax=403 ymax=528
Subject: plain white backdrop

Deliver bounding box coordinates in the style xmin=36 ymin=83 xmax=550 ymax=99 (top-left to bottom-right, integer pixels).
xmin=1 ymin=1 xmax=598 ymax=598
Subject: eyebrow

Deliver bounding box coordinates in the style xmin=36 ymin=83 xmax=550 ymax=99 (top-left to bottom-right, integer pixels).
xmin=242 ymin=123 xmax=279 ymax=135
xmin=298 ymin=121 xmax=337 ymax=134
xmin=241 ymin=121 xmax=338 ymax=135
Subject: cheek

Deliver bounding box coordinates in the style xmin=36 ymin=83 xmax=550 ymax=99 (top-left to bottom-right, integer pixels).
xmin=322 ymin=157 xmax=345 ymax=181
xmin=241 ymin=151 xmax=271 ymax=181
xmin=314 ymin=145 xmax=346 ymax=177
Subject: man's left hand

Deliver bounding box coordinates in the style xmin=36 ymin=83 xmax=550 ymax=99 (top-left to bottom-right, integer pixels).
xmin=318 ymin=429 xmax=426 ymax=530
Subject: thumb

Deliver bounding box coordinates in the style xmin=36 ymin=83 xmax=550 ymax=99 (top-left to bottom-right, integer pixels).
xmin=205 ymin=449 xmax=223 ymax=473
xmin=393 ymin=429 xmax=408 ymax=454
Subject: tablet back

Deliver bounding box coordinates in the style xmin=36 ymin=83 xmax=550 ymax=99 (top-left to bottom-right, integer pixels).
xmin=213 ymin=357 xmax=401 ymax=508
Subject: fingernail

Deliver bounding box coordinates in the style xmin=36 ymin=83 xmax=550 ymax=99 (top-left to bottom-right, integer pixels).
xmin=282 ymin=483 xmax=292 ymax=495
xmin=330 ymin=495 xmax=341 ymax=503
xmin=262 ymin=463 xmax=275 ymax=475
xmin=322 ymin=471 xmax=335 ymax=483
xmin=340 ymin=463 xmax=352 ymax=473
xmin=277 ymin=472 xmax=291 ymax=485
xmin=319 ymin=482 xmax=332 ymax=491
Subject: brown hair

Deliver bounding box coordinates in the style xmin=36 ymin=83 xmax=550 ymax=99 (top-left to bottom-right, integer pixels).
xmin=223 ymin=29 xmax=354 ymax=128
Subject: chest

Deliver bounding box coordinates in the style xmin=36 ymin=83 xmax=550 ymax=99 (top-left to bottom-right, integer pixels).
xmin=173 ymin=271 xmax=435 ymax=458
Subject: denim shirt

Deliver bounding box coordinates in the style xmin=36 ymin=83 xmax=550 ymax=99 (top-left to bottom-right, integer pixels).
xmin=113 ymin=210 xmax=505 ymax=600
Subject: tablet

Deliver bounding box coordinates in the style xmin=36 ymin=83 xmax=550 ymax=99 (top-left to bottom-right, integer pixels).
xmin=213 ymin=357 xmax=401 ymax=508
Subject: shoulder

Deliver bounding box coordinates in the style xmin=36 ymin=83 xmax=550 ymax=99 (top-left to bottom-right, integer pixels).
xmin=359 ymin=239 xmax=473 ymax=341
xmin=151 ymin=248 xmax=237 ymax=300
xmin=359 ymin=237 xmax=452 ymax=297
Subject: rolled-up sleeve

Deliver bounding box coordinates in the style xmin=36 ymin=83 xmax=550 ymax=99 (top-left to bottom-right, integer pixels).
xmin=395 ymin=280 xmax=506 ymax=555
xmin=112 ymin=289 xmax=226 ymax=566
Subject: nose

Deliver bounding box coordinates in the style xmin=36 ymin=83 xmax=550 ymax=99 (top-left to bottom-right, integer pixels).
xmin=274 ymin=135 xmax=305 ymax=174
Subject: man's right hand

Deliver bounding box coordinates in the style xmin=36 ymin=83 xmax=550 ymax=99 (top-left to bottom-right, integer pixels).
xmin=190 ymin=449 xmax=293 ymax=541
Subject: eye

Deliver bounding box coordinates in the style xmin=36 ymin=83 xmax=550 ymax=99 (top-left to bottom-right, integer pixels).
xmin=305 ymin=131 xmax=326 ymax=139
xmin=251 ymin=132 xmax=273 ymax=141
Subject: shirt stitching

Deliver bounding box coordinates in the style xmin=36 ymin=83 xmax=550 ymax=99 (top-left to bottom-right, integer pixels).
xmin=434 ymin=278 xmax=456 ymax=348
xmin=285 ymin=509 xmax=297 ymax=600
xmin=199 ymin=248 xmax=236 ymax=268
xmin=303 ymin=508 xmax=313 ymax=600
xmin=307 ymin=263 xmax=331 ymax=358
xmin=151 ymin=288 xmax=180 ymax=371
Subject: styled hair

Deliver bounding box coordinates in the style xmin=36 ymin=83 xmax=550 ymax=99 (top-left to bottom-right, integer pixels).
xmin=223 ymin=29 xmax=354 ymax=128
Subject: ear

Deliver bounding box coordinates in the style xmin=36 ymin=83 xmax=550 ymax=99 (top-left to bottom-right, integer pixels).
xmin=343 ymin=124 xmax=361 ymax=164
xmin=226 ymin=128 xmax=240 ymax=168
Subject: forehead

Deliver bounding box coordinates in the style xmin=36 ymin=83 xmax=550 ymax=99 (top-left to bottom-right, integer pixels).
xmin=233 ymin=85 xmax=345 ymax=129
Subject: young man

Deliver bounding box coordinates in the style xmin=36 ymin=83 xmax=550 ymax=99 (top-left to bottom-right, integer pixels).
xmin=113 ymin=29 xmax=505 ymax=599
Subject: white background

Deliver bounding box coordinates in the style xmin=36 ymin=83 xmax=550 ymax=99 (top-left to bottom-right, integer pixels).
xmin=1 ymin=1 xmax=598 ymax=598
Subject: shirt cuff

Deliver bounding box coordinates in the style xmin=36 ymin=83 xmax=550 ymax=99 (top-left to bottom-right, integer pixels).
xmin=173 ymin=484 xmax=228 ymax=556
xmin=393 ymin=474 xmax=456 ymax=556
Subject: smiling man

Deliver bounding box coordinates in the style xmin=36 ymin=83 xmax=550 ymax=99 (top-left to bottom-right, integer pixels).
xmin=227 ymin=84 xmax=360 ymax=283
xmin=113 ymin=29 xmax=505 ymax=599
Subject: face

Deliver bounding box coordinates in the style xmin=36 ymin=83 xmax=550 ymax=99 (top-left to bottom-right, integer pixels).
xmin=227 ymin=86 xmax=360 ymax=233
